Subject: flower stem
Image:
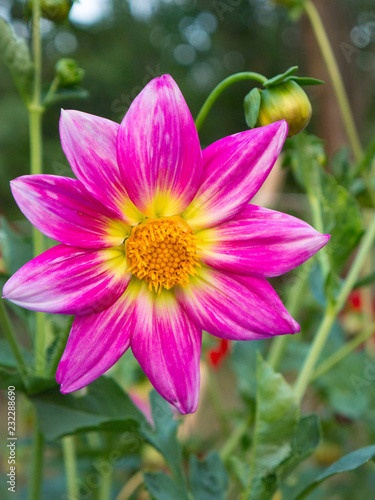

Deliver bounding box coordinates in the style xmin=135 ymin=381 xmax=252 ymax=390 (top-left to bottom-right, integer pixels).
xmin=98 ymin=472 xmax=113 ymax=500
xmin=304 ymin=0 xmax=363 ymax=161
xmin=62 ymin=436 xmax=79 ymax=499
xmin=28 ymin=428 xmax=44 ymax=500
xmin=194 ymin=72 xmax=267 ymax=132
xmin=294 ymin=210 xmax=375 ymax=401
xmin=312 ymin=322 xmax=375 ymax=381
xmin=29 ymin=0 xmax=46 ymax=377
xmin=0 ymin=299 xmax=28 ymax=383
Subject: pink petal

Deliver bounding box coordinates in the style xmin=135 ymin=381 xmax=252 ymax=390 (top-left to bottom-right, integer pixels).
xmin=176 ymin=267 xmax=299 ymax=341
xmin=182 ymin=121 xmax=288 ymax=230
xmin=11 ymin=175 xmax=130 ymax=249
xmin=57 ymin=279 xmax=140 ymax=393
xmin=117 ymin=75 xmax=203 ymax=218
xmin=131 ymin=284 xmax=201 ymax=414
xmin=197 ymin=205 xmax=330 ymax=277
xmin=60 ymin=109 xmax=142 ymax=224
xmin=2 ymin=245 xmax=130 ymax=315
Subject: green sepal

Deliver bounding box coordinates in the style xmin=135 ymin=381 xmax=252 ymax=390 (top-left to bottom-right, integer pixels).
xmin=285 ymin=76 xmax=324 ymax=86
xmin=244 ymin=87 xmax=261 ymax=128
xmin=263 ymin=66 xmax=298 ymax=88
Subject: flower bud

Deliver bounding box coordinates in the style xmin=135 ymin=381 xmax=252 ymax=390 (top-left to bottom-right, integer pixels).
xmin=55 ymin=58 xmax=84 ymax=87
xmin=257 ymin=81 xmax=312 ymax=137
xmin=27 ymin=0 xmax=73 ymax=23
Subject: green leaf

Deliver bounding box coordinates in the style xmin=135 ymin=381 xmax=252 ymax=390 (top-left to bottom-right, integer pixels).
xmin=263 ymin=66 xmax=298 ymax=88
xmin=189 ymin=452 xmax=229 ymax=500
xmin=293 ymin=445 xmax=375 ymax=500
xmin=321 ymin=171 xmax=363 ymax=274
xmin=0 ymin=217 xmax=33 ymax=275
xmin=247 ymin=355 xmax=299 ymax=500
xmin=31 ymin=377 xmax=147 ymax=440
xmin=141 ymin=391 xmax=184 ymax=485
xmin=285 ymin=76 xmax=324 ymax=86
xmin=279 ymin=414 xmax=322 ymax=479
xmin=43 ymin=87 xmax=89 ymax=106
xmin=244 ymin=88 xmax=261 ymax=128
xmin=0 ymin=18 xmax=33 ymax=102
xmin=143 ymin=472 xmax=188 ymax=500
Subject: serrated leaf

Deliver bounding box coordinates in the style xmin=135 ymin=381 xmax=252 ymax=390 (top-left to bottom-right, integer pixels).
xmin=141 ymin=391 xmax=184 ymax=485
xmin=293 ymin=445 xmax=375 ymax=500
xmin=244 ymin=88 xmax=261 ymax=128
xmin=31 ymin=377 xmax=147 ymax=440
xmin=321 ymin=171 xmax=363 ymax=274
xmin=279 ymin=414 xmax=322 ymax=480
xmin=143 ymin=472 xmax=188 ymax=500
xmin=247 ymin=355 xmax=299 ymax=500
xmin=285 ymin=76 xmax=324 ymax=86
xmin=189 ymin=452 xmax=229 ymax=500
xmin=263 ymin=66 xmax=298 ymax=88
xmin=43 ymin=86 xmax=89 ymax=106
xmin=0 ymin=18 xmax=33 ymax=102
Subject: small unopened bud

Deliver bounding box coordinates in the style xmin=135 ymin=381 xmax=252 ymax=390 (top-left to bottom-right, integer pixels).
xmin=27 ymin=0 xmax=73 ymax=23
xmin=257 ymin=81 xmax=312 ymax=137
xmin=55 ymin=58 xmax=84 ymax=87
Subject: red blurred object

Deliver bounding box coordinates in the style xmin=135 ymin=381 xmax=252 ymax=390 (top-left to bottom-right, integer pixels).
xmin=207 ymin=339 xmax=231 ymax=369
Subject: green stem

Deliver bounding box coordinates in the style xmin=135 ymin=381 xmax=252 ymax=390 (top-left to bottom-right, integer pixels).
xmin=294 ymin=210 xmax=375 ymax=401
xmin=29 ymin=0 xmax=46 ymax=377
xmin=48 ymin=316 xmax=74 ymax=376
xmin=98 ymin=472 xmax=112 ymax=500
xmin=194 ymin=72 xmax=267 ymax=132
xmin=43 ymin=75 xmax=60 ymax=106
xmin=312 ymin=322 xmax=375 ymax=381
xmin=267 ymin=259 xmax=312 ymax=369
xmin=304 ymin=0 xmax=363 ymax=161
xmin=28 ymin=429 xmax=44 ymax=500
xmin=0 ymin=299 xmax=28 ymax=382
xmin=62 ymin=436 xmax=79 ymax=499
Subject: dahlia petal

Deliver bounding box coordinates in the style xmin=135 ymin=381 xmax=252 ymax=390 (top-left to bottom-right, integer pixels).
xmin=197 ymin=205 xmax=330 ymax=277
xmin=2 ymin=245 xmax=130 ymax=315
xmin=117 ymin=75 xmax=203 ymax=218
xmin=131 ymin=284 xmax=201 ymax=414
xmin=11 ymin=175 xmax=130 ymax=249
xmin=176 ymin=267 xmax=299 ymax=341
xmin=182 ymin=121 xmax=288 ymax=230
xmin=60 ymin=109 xmax=142 ymax=224
xmin=57 ymin=279 xmax=140 ymax=393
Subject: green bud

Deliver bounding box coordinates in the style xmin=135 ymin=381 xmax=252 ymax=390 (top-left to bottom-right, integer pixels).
xmin=27 ymin=0 xmax=73 ymax=23
xmin=55 ymin=58 xmax=84 ymax=87
xmin=257 ymin=81 xmax=312 ymax=137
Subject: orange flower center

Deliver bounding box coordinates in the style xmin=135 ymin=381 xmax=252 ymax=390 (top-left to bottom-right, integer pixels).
xmin=126 ymin=216 xmax=200 ymax=293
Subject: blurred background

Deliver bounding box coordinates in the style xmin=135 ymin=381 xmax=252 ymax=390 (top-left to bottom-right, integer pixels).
xmin=1 ymin=1 xmax=375 ymax=499
xmin=1 ymin=0 xmax=374 ymax=218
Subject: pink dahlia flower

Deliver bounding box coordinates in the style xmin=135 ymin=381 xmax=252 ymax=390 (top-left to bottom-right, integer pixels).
xmin=3 ymin=75 xmax=329 ymax=414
